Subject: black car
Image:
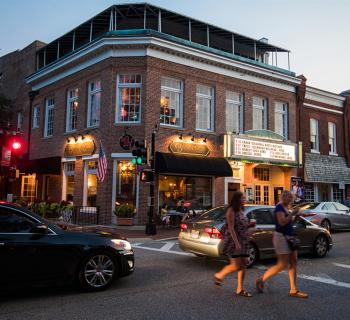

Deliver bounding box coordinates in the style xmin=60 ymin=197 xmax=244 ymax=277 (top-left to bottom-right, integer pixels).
xmin=0 ymin=203 xmax=134 ymax=291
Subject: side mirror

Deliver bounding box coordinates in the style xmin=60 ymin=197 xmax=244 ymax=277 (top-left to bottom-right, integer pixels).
xmin=31 ymin=223 xmax=49 ymax=234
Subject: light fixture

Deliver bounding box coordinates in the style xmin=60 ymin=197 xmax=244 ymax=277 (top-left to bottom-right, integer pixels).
xmin=191 ymin=135 xmax=195 ymax=142
xmin=202 ymin=136 xmax=207 ymax=143
xmin=66 ymin=138 xmax=70 ymax=143
xmin=178 ymin=133 xmax=183 ymax=140
xmin=74 ymin=136 xmax=78 ymax=142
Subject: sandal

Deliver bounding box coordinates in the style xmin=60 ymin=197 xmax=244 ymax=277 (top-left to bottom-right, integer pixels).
xmin=289 ymin=291 xmax=308 ymax=299
xmin=214 ymin=276 xmax=223 ymax=287
xmin=256 ymin=277 xmax=264 ymax=293
xmin=237 ymin=290 xmax=252 ymax=298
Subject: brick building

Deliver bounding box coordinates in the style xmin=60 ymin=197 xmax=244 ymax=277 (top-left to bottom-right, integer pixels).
xmin=4 ymin=3 xmax=347 ymax=224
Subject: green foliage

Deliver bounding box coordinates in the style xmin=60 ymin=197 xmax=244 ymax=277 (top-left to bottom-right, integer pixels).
xmin=114 ymin=204 xmax=136 ymax=218
xmin=29 ymin=201 xmax=73 ymax=219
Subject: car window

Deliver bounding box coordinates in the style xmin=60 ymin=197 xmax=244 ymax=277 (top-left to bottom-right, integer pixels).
xmin=200 ymin=207 xmax=225 ymax=220
xmin=295 ymin=203 xmax=320 ymax=210
xmin=0 ymin=208 xmax=35 ymax=233
xmin=334 ymin=203 xmax=349 ymax=211
xmin=322 ymin=203 xmax=336 ymax=211
xmin=247 ymin=209 xmax=274 ymax=225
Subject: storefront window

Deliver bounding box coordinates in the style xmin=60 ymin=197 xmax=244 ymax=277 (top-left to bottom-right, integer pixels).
xmin=115 ymin=161 xmax=136 ymax=206
xmin=304 ymin=183 xmax=315 ymax=202
xmin=332 ymin=184 xmax=343 ymax=203
xmin=64 ymin=162 xmax=75 ymax=203
xmin=86 ymin=161 xmax=97 ymax=207
xmin=158 ymin=175 xmax=212 ymax=213
xmin=21 ymin=174 xmax=36 ymax=202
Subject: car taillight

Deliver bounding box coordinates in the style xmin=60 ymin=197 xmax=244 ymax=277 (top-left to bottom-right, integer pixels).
xmin=301 ymin=212 xmax=317 ymax=217
xmin=180 ymin=223 xmax=188 ymax=232
xmin=204 ymin=227 xmax=223 ymax=239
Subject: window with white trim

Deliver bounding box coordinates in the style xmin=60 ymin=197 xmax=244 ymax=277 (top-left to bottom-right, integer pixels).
xmin=85 ymin=160 xmax=97 ymax=207
xmin=304 ymin=183 xmax=315 ymax=202
xmin=328 ymin=122 xmax=337 ymax=154
xmin=32 ymin=105 xmax=40 ymax=129
xmin=310 ymin=118 xmax=319 ymax=152
xmin=66 ymin=88 xmax=79 ymax=132
xmin=87 ymin=80 xmax=101 ymax=127
xmin=17 ymin=112 xmax=24 ymax=132
xmin=44 ymin=97 xmax=54 ymax=137
xmin=252 ymin=97 xmax=267 ymax=130
xmin=117 ymin=74 xmax=142 ymax=123
xmin=226 ymin=91 xmax=243 ymax=133
xmin=64 ymin=162 xmax=75 ymax=202
xmin=160 ymin=77 xmax=183 ymax=127
xmin=275 ymin=102 xmax=288 ymax=138
xmin=21 ymin=174 xmax=36 ymax=202
xmin=196 ymin=84 xmax=214 ymax=131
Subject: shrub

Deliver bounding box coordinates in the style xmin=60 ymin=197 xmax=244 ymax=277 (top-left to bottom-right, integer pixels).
xmin=114 ymin=204 xmax=136 ymax=218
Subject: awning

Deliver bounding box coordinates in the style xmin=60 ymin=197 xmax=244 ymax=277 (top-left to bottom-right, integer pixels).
xmin=17 ymin=156 xmax=61 ymax=175
xmin=155 ymin=152 xmax=233 ymax=177
xmin=305 ymin=153 xmax=350 ymax=183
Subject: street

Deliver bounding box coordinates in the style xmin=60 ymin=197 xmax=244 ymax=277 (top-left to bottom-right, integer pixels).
xmin=1 ymin=232 xmax=350 ymax=320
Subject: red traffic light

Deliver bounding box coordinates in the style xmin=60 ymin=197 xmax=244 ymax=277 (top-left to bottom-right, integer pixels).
xmin=12 ymin=141 xmax=22 ymax=150
xmin=8 ymin=136 xmax=25 ymax=154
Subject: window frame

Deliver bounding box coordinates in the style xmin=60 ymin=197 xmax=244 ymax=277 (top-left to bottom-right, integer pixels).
xmin=32 ymin=104 xmax=40 ymax=129
xmin=274 ymin=101 xmax=288 ymax=138
xmin=195 ymin=84 xmax=215 ymax=132
xmin=116 ymin=74 xmax=142 ymax=124
xmin=252 ymin=96 xmax=268 ymax=130
xmin=225 ymin=90 xmax=244 ymax=134
xmin=66 ymin=88 xmax=79 ymax=133
xmin=44 ymin=97 xmax=55 ymax=138
xmin=17 ymin=112 xmax=24 ymax=132
xmin=160 ymin=76 xmax=184 ymax=128
xmin=310 ymin=118 xmax=319 ymax=152
xmin=87 ymin=80 xmax=101 ymax=128
xmin=328 ymin=122 xmax=337 ymax=155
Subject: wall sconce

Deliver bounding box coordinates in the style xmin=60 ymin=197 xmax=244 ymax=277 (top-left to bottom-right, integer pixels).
xmin=191 ymin=135 xmax=195 ymax=142
xmin=74 ymin=136 xmax=78 ymax=142
xmin=66 ymin=138 xmax=71 ymax=143
xmin=178 ymin=133 xmax=183 ymax=140
xmin=202 ymin=136 xmax=207 ymax=143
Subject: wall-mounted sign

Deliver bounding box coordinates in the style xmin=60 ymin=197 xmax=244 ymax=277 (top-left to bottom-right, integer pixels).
xmin=119 ymin=133 xmax=135 ymax=150
xmin=64 ymin=140 xmax=95 ymax=158
xmin=169 ymin=141 xmax=210 ymax=156
xmin=1 ymin=147 xmax=11 ymax=166
xmin=229 ymin=136 xmax=297 ymax=164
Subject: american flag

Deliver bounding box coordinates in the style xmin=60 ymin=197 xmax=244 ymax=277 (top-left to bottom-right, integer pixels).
xmin=97 ymin=141 xmax=107 ymax=182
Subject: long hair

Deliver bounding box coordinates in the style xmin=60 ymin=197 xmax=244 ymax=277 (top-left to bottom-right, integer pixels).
xmin=229 ymin=191 xmax=244 ymax=212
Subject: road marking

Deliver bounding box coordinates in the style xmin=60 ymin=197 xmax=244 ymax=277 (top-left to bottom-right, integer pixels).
xmin=160 ymin=242 xmax=176 ymax=251
xmin=133 ymin=244 xmax=192 ymax=256
xmin=333 ymin=263 xmax=350 ymax=269
xmin=297 ymin=274 xmax=350 ymax=289
xmin=156 ymin=237 xmax=178 ymax=241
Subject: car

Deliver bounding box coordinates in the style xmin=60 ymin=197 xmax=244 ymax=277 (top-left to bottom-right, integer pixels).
xmin=0 ymin=203 xmax=134 ymax=291
xmin=178 ymin=205 xmax=332 ymax=267
xmin=293 ymin=202 xmax=350 ymax=231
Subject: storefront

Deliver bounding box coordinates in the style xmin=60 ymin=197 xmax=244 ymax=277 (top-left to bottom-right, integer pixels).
xmin=224 ymin=130 xmax=299 ymax=205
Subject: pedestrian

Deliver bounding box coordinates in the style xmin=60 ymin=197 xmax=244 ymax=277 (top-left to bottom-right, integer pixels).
xmin=343 ymin=195 xmax=350 ymax=208
xmin=214 ymin=191 xmax=252 ymax=297
xmin=256 ymin=190 xmax=308 ymax=298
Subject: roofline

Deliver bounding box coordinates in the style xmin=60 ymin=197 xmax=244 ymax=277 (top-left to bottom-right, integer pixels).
xmin=306 ymin=86 xmax=346 ymax=102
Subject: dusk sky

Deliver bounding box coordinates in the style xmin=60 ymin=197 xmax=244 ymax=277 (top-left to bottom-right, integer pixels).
xmin=1 ymin=0 xmax=349 ymax=93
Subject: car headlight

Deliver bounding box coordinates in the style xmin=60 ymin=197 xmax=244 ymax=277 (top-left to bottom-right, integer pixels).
xmin=111 ymin=239 xmax=132 ymax=251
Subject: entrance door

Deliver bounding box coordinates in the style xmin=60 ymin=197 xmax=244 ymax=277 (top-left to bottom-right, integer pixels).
xmin=274 ymin=187 xmax=284 ymax=205
xmin=318 ymin=184 xmax=330 ymax=202
xmin=255 ymin=185 xmax=270 ymax=205
xmin=227 ymin=183 xmax=240 ymax=203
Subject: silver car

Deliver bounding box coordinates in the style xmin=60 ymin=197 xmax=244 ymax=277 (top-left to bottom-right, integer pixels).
xmin=295 ymin=202 xmax=350 ymax=231
xmin=178 ymin=205 xmax=332 ymax=267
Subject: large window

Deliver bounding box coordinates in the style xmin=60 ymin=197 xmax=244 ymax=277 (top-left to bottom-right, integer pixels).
xmin=64 ymin=162 xmax=75 ymax=203
xmin=85 ymin=161 xmax=97 ymax=207
xmin=17 ymin=112 xmax=24 ymax=132
xmin=226 ymin=91 xmax=243 ymax=133
xmin=196 ymin=84 xmax=214 ymax=131
xmin=115 ymin=160 xmax=137 ymax=206
xmin=160 ymin=77 xmax=183 ymax=127
xmin=21 ymin=174 xmax=36 ymax=202
xmin=66 ymin=88 xmax=79 ymax=132
xmin=328 ymin=122 xmax=337 ymax=154
xmin=310 ymin=118 xmax=319 ymax=152
xmin=32 ymin=105 xmax=40 ymax=128
xmin=304 ymin=183 xmax=315 ymax=202
xmin=117 ymin=74 xmax=142 ymax=123
xmin=87 ymin=80 xmax=101 ymax=127
xmin=44 ymin=97 xmax=54 ymax=137
xmin=275 ymin=102 xmax=288 ymax=138
xmin=252 ymin=97 xmax=267 ymax=130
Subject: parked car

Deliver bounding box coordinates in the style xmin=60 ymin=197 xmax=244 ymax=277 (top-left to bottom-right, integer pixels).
xmin=178 ymin=205 xmax=332 ymax=267
xmin=0 ymin=203 xmax=134 ymax=291
xmin=293 ymin=202 xmax=350 ymax=231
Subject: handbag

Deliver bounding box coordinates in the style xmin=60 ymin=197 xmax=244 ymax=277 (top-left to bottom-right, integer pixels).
xmin=285 ymin=235 xmax=301 ymax=251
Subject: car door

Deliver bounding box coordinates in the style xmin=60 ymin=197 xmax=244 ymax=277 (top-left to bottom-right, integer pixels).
xmin=294 ymin=218 xmax=313 ymax=253
xmin=333 ymin=203 xmax=350 ymax=229
xmin=247 ymin=208 xmax=275 ymax=257
xmin=321 ymin=203 xmax=341 ymax=229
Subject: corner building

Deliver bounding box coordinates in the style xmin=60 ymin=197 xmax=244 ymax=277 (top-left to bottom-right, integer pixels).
xmin=24 ymin=3 xmax=303 ymax=224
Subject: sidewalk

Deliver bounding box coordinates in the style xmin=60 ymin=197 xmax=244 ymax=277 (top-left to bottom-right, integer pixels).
xmin=56 ymin=222 xmax=179 ymax=241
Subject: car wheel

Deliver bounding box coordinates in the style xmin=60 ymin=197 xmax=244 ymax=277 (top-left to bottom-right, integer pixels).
xmin=246 ymin=243 xmax=258 ymax=268
xmin=78 ymin=251 xmax=117 ymax=291
xmin=313 ymin=235 xmax=329 ymax=258
xmin=321 ymin=220 xmax=331 ymax=231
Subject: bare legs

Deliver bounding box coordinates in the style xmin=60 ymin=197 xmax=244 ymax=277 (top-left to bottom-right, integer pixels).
xmin=215 ymin=257 xmax=247 ymax=294
xmin=262 ymin=254 xmax=289 ymax=283
xmin=288 ymin=251 xmax=298 ymax=293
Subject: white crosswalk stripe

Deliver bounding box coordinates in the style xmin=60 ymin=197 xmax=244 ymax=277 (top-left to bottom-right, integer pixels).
xmin=333 ymin=263 xmax=350 ymax=269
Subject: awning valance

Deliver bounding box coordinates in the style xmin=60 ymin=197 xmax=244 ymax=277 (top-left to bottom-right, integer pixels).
xmin=155 ymin=152 xmax=233 ymax=177
xmin=18 ymin=156 xmax=61 ymax=175
xmin=305 ymin=153 xmax=350 ymax=183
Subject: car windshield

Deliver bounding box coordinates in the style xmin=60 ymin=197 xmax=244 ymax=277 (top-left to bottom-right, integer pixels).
xmin=294 ymin=203 xmax=320 ymax=211
xmin=200 ymin=207 xmax=226 ymax=220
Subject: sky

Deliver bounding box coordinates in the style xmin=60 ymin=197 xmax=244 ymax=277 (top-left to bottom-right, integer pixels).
xmin=0 ymin=0 xmax=349 ymax=93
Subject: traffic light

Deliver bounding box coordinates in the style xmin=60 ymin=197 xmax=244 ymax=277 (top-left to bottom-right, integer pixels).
xmin=132 ymin=140 xmax=147 ymax=165
xmin=8 ymin=136 xmax=25 ymax=155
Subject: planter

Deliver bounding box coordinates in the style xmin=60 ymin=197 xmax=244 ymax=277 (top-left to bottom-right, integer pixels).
xmin=117 ymin=217 xmax=134 ymax=226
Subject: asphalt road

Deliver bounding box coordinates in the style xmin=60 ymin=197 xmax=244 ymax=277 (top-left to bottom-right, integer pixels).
xmin=1 ymin=232 xmax=350 ymax=320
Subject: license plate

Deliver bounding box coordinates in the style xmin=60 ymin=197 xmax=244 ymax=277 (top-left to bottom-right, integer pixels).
xmin=191 ymin=230 xmax=200 ymax=239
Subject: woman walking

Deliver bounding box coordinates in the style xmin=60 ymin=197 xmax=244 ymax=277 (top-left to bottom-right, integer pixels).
xmin=214 ymin=191 xmax=252 ymax=297
xmin=256 ymin=190 xmax=308 ymax=298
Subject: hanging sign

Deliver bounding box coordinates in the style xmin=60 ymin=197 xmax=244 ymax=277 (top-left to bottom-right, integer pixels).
xmin=64 ymin=140 xmax=95 ymax=157
xmin=119 ymin=133 xmax=135 ymax=150
xmin=169 ymin=141 xmax=210 ymax=156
